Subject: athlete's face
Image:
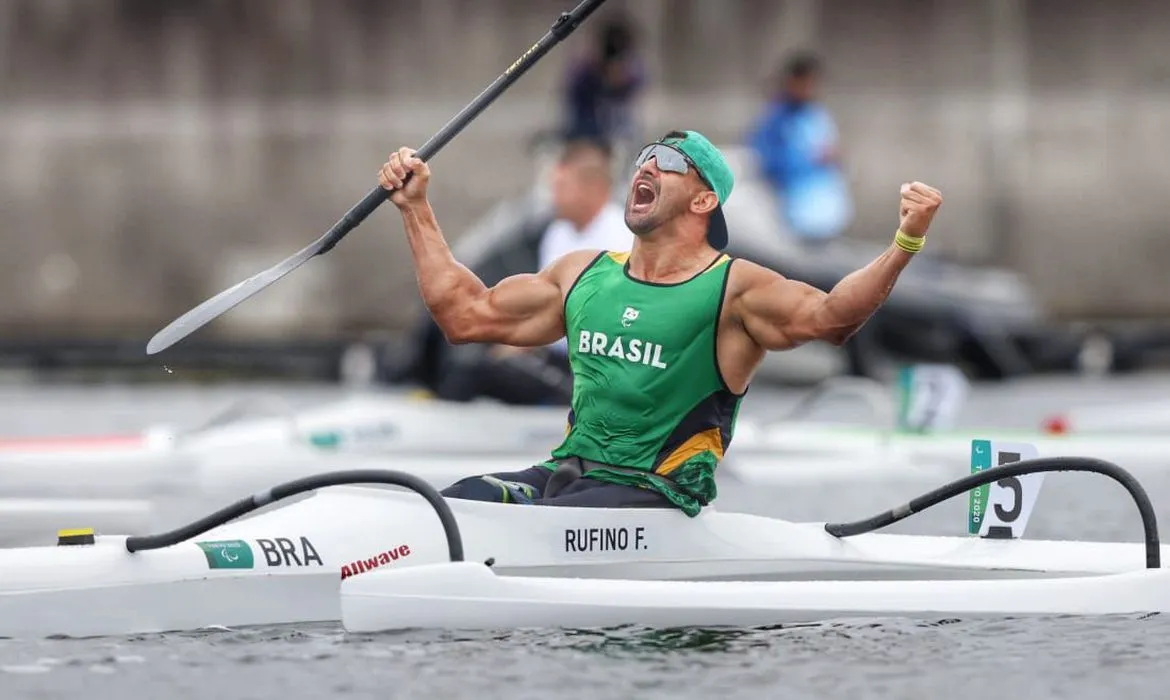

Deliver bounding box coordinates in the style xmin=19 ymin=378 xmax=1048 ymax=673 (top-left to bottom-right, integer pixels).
xmin=623 ymin=150 xmax=706 ymax=236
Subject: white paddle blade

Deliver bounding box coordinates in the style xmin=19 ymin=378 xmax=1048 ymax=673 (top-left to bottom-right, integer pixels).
xmin=968 ymin=439 xmax=1044 ymax=539
xmin=146 ymin=242 xmax=320 ymax=355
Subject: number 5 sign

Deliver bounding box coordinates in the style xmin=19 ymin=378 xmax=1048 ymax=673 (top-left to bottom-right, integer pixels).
xmin=968 ymin=439 xmax=1043 ymax=538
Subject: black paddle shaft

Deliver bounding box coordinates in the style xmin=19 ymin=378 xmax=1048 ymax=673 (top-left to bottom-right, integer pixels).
xmin=145 ymin=0 xmax=610 ymax=356
xmin=319 ymin=0 xmax=610 ymax=254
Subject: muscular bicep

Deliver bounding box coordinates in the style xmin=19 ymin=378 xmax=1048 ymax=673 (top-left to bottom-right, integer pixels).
xmin=443 ymin=270 xmax=563 ymax=346
xmin=732 ymin=266 xmax=831 ymax=351
xmin=440 ymin=250 xmax=596 ymax=347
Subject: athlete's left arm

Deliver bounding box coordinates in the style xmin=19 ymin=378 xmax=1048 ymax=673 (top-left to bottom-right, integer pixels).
xmin=731 ymin=182 xmax=942 ymax=350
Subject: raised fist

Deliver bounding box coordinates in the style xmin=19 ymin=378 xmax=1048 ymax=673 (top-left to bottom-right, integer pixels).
xmin=898 ymin=182 xmax=942 ymax=238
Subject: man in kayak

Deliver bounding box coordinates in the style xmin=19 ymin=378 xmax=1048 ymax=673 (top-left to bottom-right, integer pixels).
xmin=378 ymin=129 xmax=941 ymax=516
xmin=398 ymin=137 xmax=632 ymax=406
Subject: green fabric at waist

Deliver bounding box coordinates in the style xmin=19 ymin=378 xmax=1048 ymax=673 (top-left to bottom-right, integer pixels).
xmin=540 ymin=454 xmax=717 ymax=517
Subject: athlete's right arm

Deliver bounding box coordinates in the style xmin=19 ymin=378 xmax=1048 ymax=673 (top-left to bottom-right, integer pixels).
xmin=379 ymin=147 xmax=588 ymax=347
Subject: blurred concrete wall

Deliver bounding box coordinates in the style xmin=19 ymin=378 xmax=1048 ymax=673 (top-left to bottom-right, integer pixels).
xmin=0 ymin=0 xmax=1167 ymax=342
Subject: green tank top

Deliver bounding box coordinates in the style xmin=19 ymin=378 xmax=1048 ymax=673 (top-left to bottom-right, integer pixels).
xmin=543 ymin=251 xmax=746 ymax=516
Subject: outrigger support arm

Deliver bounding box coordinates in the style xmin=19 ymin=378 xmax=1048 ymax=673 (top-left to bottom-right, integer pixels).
xmin=825 ymin=456 xmax=1161 ymax=569
xmin=125 ymin=469 xmax=464 ymax=563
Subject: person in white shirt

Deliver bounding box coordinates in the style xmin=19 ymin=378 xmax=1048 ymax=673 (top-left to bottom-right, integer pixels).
xmin=538 ymin=143 xmax=634 ymax=270
xmin=484 ymin=138 xmax=631 ymax=383
xmin=419 ymin=138 xmax=632 ymax=405
xmin=525 ymin=139 xmax=633 ymax=360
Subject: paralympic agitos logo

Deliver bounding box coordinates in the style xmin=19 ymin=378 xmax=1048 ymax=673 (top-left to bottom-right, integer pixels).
xmin=340 ymin=543 xmax=412 ymax=580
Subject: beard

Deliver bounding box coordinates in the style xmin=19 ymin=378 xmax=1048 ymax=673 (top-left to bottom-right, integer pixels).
xmin=624 ymin=192 xmax=673 ymax=236
xmin=624 ymin=209 xmax=660 ymax=236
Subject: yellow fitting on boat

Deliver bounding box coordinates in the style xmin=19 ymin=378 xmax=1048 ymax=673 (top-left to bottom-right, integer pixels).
xmin=57 ymin=528 xmax=95 ymax=546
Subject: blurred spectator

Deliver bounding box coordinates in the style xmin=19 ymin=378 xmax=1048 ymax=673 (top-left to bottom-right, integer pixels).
xmin=538 ymin=139 xmax=632 ymax=274
xmin=560 ymin=15 xmax=647 ymax=165
xmin=747 ymin=51 xmax=854 ymax=243
xmin=503 ymin=137 xmax=632 ymax=360
xmin=388 ymin=138 xmax=632 ymax=405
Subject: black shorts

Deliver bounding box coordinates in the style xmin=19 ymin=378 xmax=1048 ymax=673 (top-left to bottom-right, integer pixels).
xmin=440 ymin=465 xmax=672 ymax=509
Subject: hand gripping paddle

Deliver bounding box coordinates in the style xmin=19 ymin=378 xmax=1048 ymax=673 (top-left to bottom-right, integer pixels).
xmin=146 ymin=0 xmax=611 ymax=355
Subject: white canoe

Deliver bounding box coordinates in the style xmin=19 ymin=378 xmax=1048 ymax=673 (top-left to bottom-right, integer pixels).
xmin=1044 ymin=398 xmax=1170 ymax=435
xmin=0 ymin=474 xmax=1164 ymax=639
xmin=730 ymin=421 xmax=1170 ymax=485
xmin=0 ymin=392 xmax=570 ymax=541
xmin=0 ymin=374 xmax=1150 ymax=496
xmin=8 ymin=377 xmax=1170 ymax=543
xmin=0 ymin=438 xmax=919 ymax=548
xmin=0 ymin=391 xmax=565 ymax=490
xmin=0 ymin=391 xmax=570 ymax=466
xmin=0 ymin=382 xmax=905 ymax=546
xmin=731 ymin=368 xmax=1170 ymax=480
xmin=5 ymin=389 xmax=904 ymax=499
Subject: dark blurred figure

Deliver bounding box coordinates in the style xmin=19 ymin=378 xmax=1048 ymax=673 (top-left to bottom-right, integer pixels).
xmin=561 ymin=16 xmax=647 ymax=162
xmin=387 ymin=138 xmax=631 ymax=405
xmin=747 ymin=51 xmax=854 ymax=244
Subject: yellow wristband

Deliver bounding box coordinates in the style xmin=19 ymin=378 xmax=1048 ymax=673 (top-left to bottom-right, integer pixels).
xmin=894 ymin=229 xmax=925 ymax=254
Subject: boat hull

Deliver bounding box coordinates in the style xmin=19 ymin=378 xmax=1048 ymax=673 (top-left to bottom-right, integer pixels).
xmin=342 ymin=562 xmax=1170 ymax=632
xmin=0 ymin=487 xmax=1166 ymax=638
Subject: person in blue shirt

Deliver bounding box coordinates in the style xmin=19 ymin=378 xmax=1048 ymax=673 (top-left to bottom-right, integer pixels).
xmin=748 ymin=52 xmax=854 ymax=243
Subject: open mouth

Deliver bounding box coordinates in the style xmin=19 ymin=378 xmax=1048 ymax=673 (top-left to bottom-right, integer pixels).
xmin=630 ymin=179 xmax=657 ymax=211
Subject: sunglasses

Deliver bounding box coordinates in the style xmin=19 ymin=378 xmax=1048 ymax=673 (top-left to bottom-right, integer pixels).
xmin=634 ymin=143 xmax=712 ymax=189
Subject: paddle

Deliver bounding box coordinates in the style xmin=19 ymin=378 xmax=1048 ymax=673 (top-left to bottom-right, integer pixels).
xmin=145 ymin=0 xmax=611 ymax=356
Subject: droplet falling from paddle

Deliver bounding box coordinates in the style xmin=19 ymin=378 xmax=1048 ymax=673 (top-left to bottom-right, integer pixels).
xmin=162 ymin=365 xmax=173 ymax=374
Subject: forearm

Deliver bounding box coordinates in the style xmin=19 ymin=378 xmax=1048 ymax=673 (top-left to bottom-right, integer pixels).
xmin=398 ymin=200 xmax=486 ymax=328
xmin=818 ymin=243 xmax=914 ymax=342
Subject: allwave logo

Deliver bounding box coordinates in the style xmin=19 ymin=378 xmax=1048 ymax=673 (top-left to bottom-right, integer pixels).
xmin=341 ymin=544 xmax=412 ymax=580
xmin=577 ymin=330 xmax=667 ymax=369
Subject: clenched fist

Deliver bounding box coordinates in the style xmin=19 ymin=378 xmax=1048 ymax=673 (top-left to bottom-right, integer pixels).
xmin=898 ymin=182 xmax=942 ymax=238
xmin=379 ymin=146 xmax=431 ymax=208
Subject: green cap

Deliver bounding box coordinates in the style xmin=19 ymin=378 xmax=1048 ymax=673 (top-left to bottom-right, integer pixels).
xmin=661 ymin=130 xmax=735 ymax=250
